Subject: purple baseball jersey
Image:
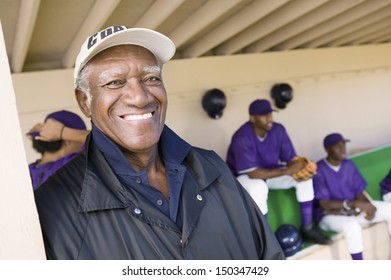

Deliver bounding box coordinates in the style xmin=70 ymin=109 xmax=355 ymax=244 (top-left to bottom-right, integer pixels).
xmin=380 ymin=169 xmax=391 ymax=197
xmin=226 ymin=121 xmax=296 ymax=176
xmin=29 ymin=149 xmax=83 ymax=190
xmin=313 ymin=158 xmax=367 ymax=223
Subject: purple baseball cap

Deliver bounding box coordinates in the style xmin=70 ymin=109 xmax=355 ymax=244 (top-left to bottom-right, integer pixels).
xmin=27 ymin=110 xmax=86 ymax=137
xmin=45 ymin=110 xmax=86 ymax=130
xmin=249 ymin=99 xmax=277 ymax=115
xmin=323 ymin=133 xmax=350 ymax=149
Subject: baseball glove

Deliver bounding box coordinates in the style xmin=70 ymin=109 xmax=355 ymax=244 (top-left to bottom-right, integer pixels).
xmin=290 ymin=156 xmax=317 ymax=181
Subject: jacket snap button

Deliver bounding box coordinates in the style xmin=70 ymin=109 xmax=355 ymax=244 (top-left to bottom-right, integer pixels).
xmin=196 ymin=194 xmax=202 ymax=201
xmin=134 ymin=208 xmax=141 ymax=215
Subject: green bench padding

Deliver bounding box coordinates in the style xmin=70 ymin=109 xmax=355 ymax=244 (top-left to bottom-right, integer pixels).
xmin=350 ymin=145 xmax=391 ymax=201
xmin=267 ymin=145 xmax=391 ymax=233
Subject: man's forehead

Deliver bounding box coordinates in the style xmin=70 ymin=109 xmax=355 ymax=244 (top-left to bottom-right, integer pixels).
xmin=97 ymin=65 xmax=161 ymax=76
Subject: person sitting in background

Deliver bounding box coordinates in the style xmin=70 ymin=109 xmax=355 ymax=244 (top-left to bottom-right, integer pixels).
xmin=226 ymin=98 xmax=331 ymax=245
xmin=380 ymin=169 xmax=391 ymax=202
xmin=27 ymin=110 xmax=88 ymax=190
xmin=313 ymin=133 xmax=391 ymax=260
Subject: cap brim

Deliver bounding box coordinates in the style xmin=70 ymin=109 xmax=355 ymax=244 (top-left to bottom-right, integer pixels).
xmin=27 ymin=131 xmax=40 ymax=137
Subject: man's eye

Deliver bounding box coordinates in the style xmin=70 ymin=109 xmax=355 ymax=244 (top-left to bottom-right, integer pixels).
xmin=106 ymin=80 xmax=124 ymax=88
xmin=145 ymin=76 xmax=162 ymax=84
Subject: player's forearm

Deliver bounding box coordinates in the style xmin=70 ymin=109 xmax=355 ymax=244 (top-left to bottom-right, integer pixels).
xmin=319 ymin=199 xmax=344 ymax=211
xmin=247 ymin=168 xmax=288 ymax=180
xmin=61 ymin=127 xmax=89 ymax=144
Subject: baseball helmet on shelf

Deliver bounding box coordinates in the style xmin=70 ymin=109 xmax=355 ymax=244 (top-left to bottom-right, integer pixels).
xmin=271 ymin=83 xmax=293 ymax=109
xmin=202 ymin=88 xmax=227 ymax=119
xmin=275 ymin=224 xmax=303 ymax=257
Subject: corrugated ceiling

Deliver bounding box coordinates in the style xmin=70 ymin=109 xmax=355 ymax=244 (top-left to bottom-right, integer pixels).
xmin=1 ymin=0 xmax=391 ymax=73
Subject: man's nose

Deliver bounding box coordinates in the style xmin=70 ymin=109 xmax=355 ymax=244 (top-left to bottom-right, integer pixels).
xmin=122 ymin=79 xmax=150 ymax=107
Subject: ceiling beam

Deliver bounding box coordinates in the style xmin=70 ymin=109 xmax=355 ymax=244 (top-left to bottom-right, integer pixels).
xmin=327 ymin=16 xmax=391 ymax=46
xmin=215 ymin=0 xmax=328 ymax=55
xmin=273 ymin=0 xmax=391 ymax=50
xmin=353 ymin=27 xmax=391 ymax=45
xmin=181 ymin=0 xmax=288 ymax=58
xmin=304 ymin=5 xmax=391 ymax=48
xmin=135 ymin=0 xmax=185 ymax=29
xmin=170 ymin=0 xmax=243 ymax=50
xmin=11 ymin=0 xmax=41 ymax=73
xmin=247 ymin=0 xmax=364 ymax=53
xmin=371 ymin=31 xmax=391 ymax=44
xmin=62 ymin=0 xmax=121 ymax=69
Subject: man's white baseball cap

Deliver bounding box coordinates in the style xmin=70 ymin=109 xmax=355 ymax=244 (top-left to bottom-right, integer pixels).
xmin=73 ymin=26 xmax=176 ymax=87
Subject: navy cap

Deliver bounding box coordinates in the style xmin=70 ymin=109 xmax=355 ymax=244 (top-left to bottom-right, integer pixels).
xmin=249 ymin=99 xmax=277 ymax=115
xmin=323 ymin=133 xmax=350 ymax=149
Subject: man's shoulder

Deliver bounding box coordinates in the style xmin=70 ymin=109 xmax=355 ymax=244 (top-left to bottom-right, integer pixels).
xmin=316 ymin=158 xmax=326 ymax=166
xmin=315 ymin=159 xmax=329 ymax=172
xmin=231 ymin=122 xmax=253 ymax=139
xmin=271 ymin=122 xmax=286 ymax=131
xmin=341 ymin=158 xmax=359 ymax=169
xmin=187 ymin=147 xmax=233 ymax=175
xmin=188 ymin=146 xmax=224 ymax=164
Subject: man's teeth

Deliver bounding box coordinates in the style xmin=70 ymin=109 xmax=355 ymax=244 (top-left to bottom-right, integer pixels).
xmin=124 ymin=113 xmax=153 ymax=121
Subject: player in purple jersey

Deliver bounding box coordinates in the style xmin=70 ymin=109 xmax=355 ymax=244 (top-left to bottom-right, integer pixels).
xmin=380 ymin=169 xmax=391 ymax=202
xmin=27 ymin=110 xmax=88 ymax=190
xmin=227 ymin=99 xmax=331 ymax=245
xmin=313 ymin=133 xmax=391 ymax=260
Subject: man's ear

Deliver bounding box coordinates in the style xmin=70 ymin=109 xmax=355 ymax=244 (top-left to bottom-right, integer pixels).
xmin=249 ymin=115 xmax=255 ymax=124
xmin=75 ymin=90 xmax=91 ymax=118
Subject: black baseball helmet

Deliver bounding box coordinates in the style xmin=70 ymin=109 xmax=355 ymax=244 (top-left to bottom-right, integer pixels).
xmin=202 ymin=88 xmax=227 ymax=119
xmin=275 ymin=224 xmax=303 ymax=257
xmin=271 ymin=83 xmax=293 ymax=109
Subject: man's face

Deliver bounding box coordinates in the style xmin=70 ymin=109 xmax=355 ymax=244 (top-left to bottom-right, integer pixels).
xmin=78 ymin=45 xmax=167 ymax=153
xmin=250 ymin=113 xmax=273 ymax=136
xmin=326 ymin=141 xmax=347 ymax=162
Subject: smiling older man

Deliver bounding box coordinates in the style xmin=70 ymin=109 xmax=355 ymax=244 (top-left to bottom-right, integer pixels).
xmin=34 ymin=26 xmax=284 ymax=260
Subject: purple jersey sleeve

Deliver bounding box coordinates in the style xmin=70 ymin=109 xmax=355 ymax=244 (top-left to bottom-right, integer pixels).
xmin=227 ymin=133 xmax=258 ymax=174
xmin=29 ymin=148 xmax=84 ymax=190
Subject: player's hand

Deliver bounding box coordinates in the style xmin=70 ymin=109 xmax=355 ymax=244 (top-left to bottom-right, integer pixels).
xmin=35 ymin=119 xmax=64 ymax=141
xmin=287 ymin=157 xmax=317 ymax=181
xmin=286 ymin=158 xmax=307 ymax=175
xmin=356 ymin=201 xmax=377 ymax=220
xmin=26 ymin=123 xmax=43 ymax=140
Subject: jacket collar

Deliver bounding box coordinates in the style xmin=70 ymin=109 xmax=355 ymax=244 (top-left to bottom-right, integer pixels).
xmin=78 ymin=125 xmax=197 ymax=213
xmin=78 ymin=136 xmax=129 ymax=212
